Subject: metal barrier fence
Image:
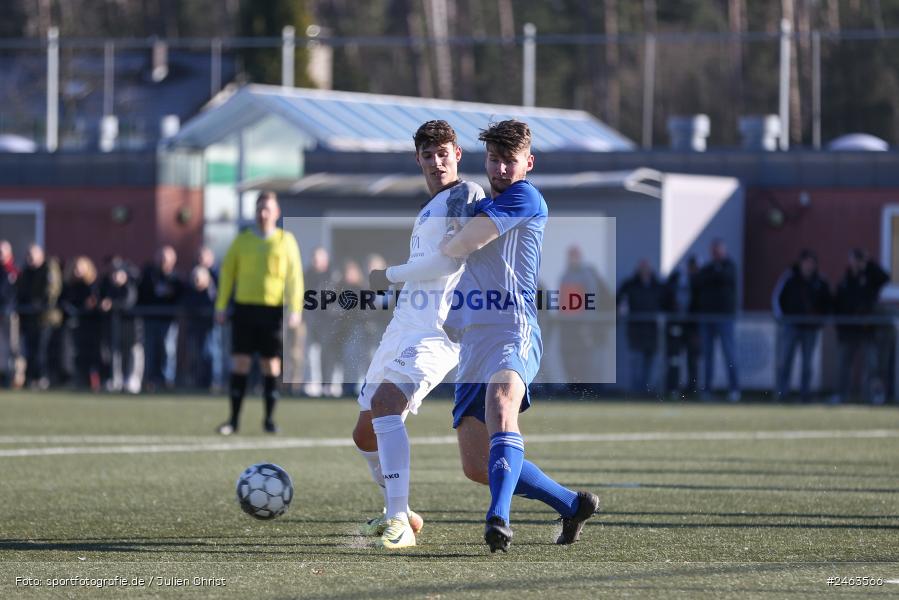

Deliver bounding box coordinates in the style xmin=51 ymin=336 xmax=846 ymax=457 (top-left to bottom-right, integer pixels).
xmin=2 ymin=306 xmax=897 ymax=404
xmin=612 ymin=311 xmax=898 ymax=404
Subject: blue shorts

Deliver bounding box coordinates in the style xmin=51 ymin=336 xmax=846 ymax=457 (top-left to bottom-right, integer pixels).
xmin=452 ymin=324 xmax=543 ymax=428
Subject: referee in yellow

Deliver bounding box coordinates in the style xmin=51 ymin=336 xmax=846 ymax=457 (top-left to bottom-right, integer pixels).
xmin=215 ymin=191 xmax=303 ymax=435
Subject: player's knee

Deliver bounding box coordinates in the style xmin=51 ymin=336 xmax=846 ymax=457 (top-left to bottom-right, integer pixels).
xmin=260 ymin=357 xmax=281 ymax=377
xmin=370 ymin=383 xmax=408 ymax=416
xmin=352 ymin=421 xmax=377 ymax=452
xmin=231 ymin=354 xmax=252 ymax=374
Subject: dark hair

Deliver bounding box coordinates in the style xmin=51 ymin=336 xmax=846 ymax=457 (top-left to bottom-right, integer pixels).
xmin=256 ymin=190 xmax=278 ymax=206
xmin=798 ymin=248 xmax=817 ymax=262
xmin=478 ymin=120 xmax=532 ymax=157
xmin=413 ymin=120 xmax=457 ymax=152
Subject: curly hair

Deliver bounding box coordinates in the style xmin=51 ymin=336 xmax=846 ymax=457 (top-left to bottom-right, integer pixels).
xmin=478 ymin=120 xmax=531 ymax=157
xmin=413 ymin=120 xmax=458 ymax=152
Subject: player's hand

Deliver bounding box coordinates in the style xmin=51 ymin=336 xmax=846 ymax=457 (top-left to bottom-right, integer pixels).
xmin=287 ymin=311 xmax=301 ymax=329
xmin=369 ymin=268 xmax=390 ymax=291
xmin=215 ymin=309 xmax=227 ymax=325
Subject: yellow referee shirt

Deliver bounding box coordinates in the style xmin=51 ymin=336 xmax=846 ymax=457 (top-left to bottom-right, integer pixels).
xmin=215 ymin=228 xmax=303 ymax=314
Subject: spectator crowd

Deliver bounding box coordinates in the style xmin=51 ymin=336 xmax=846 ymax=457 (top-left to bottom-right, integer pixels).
xmin=0 ymin=237 xmax=894 ymax=404
xmin=614 ymin=239 xmax=892 ymax=404
xmin=0 ymin=240 xmax=389 ymax=398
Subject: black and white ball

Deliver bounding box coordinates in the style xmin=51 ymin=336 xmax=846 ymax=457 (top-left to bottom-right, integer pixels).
xmin=235 ymin=463 xmax=294 ymax=520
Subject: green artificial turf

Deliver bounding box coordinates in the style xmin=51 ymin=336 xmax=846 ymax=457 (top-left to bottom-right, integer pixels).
xmin=0 ymin=392 xmax=897 ymax=599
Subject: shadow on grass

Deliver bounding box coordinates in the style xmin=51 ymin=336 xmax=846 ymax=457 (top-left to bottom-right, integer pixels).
xmin=425 ymin=507 xmax=899 ymax=521
xmin=561 ymin=481 xmax=899 ymax=494
xmin=607 ymin=510 xmax=899 ymax=521
xmin=534 ymin=453 xmax=898 ymax=469
xmin=417 ymin=517 xmax=899 ymax=531
xmin=0 ymin=537 xmax=487 ymax=559
xmin=545 ymin=466 xmax=896 ymax=479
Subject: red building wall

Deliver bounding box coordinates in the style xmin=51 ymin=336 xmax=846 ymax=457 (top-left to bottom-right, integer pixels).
xmin=744 ymin=187 xmax=898 ymax=310
xmin=0 ymin=185 xmax=202 ymax=273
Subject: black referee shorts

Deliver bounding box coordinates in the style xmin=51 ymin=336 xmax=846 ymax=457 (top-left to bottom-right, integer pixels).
xmin=231 ymin=303 xmax=284 ymax=358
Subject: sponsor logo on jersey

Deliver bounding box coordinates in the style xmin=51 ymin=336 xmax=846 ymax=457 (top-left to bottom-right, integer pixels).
xmin=418 ymin=210 xmax=431 ymax=225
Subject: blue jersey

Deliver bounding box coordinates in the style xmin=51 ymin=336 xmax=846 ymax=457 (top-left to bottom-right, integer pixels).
xmin=445 ymin=180 xmax=548 ymax=331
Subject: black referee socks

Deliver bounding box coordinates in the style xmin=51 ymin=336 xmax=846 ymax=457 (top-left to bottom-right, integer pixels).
xmin=263 ymin=375 xmax=279 ymax=423
xmin=229 ymin=373 xmax=249 ymax=426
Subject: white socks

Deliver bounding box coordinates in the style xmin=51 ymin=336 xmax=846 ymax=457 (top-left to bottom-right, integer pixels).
xmin=371 ymin=414 xmax=410 ymax=520
xmin=356 ymin=448 xmax=388 ymax=507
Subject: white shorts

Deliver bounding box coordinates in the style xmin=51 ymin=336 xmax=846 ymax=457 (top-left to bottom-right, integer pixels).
xmin=357 ymin=322 xmax=459 ymax=415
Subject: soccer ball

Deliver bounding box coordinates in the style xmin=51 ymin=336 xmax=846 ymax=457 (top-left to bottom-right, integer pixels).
xmin=235 ymin=463 xmax=294 ymax=520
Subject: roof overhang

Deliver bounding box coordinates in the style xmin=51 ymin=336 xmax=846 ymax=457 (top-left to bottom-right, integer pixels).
xmin=238 ymin=168 xmax=663 ymax=199
xmin=168 ymin=84 xmax=637 ymax=153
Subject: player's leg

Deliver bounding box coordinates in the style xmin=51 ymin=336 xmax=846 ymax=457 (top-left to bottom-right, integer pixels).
xmin=456 ymin=383 xmax=598 ymax=548
xmin=218 ymin=305 xmax=253 ymax=435
xmin=353 ymin=344 xmax=393 ymax=530
xmin=352 ymin=408 xmax=388 ymax=515
xmin=482 ymin=369 xmax=526 ymax=552
xmin=353 ymin=395 xmax=423 ymax=538
xmin=371 ymin=379 xmax=416 ymax=548
xmin=218 ymin=352 xmax=251 ymax=435
xmin=259 ymin=355 xmax=281 ymax=433
xmin=456 ymin=415 xmax=489 ymax=484
xmin=456 ymin=415 xmax=582 ymax=518
xmin=253 ymin=305 xmax=286 ymax=433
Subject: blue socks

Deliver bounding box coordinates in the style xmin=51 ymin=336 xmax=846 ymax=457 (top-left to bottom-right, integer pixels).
xmin=486 ymin=432 xmax=525 ymax=523
xmin=487 ymin=432 xmax=580 ymax=523
xmin=514 ymin=460 xmax=579 ymax=518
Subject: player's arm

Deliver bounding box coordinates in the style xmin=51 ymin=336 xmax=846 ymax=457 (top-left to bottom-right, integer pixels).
xmin=382 ymin=253 xmax=462 ymax=284
xmin=439 ymin=214 xmax=500 ymax=259
xmin=214 ymin=239 xmax=238 ymax=323
xmin=284 ymin=234 xmax=303 ymax=327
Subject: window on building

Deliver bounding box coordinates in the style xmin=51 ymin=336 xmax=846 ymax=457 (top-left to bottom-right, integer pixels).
xmin=880 ymin=205 xmax=899 ymax=299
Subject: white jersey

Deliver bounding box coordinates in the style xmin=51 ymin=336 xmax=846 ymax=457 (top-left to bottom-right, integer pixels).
xmin=357 ymin=180 xmax=486 ymax=413
xmin=391 ymin=180 xmax=485 ymax=331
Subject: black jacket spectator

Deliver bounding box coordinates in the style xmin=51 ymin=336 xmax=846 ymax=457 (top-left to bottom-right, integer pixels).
xmin=694 ymin=257 xmax=737 ymax=314
xmin=16 ymin=257 xmax=62 ymax=326
xmin=618 ymin=268 xmax=664 ymax=352
xmin=99 ymin=262 xmax=139 ymax=345
xmin=774 ymin=262 xmax=831 ymax=330
xmin=181 ymin=273 xmax=216 ymax=326
xmin=60 ymin=278 xmax=100 ymax=318
xmin=137 ymin=246 xmax=182 ymax=389
xmin=100 ymin=267 xmax=138 ymax=314
xmin=181 ymin=267 xmax=216 ymax=389
xmin=137 ymin=264 xmax=183 ymax=318
xmin=60 ymin=257 xmax=102 ymax=389
xmin=99 ymin=262 xmax=140 ymax=392
xmin=0 ymin=259 xmax=15 ymax=315
xmin=834 ymin=257 xmax=889 ymax=341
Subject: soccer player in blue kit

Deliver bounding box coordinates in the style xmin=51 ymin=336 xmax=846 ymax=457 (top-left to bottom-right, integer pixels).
xmin=440 ymin=120 xmax=600 ymax=553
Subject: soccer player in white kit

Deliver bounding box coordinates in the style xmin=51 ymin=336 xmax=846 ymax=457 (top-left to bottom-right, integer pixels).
xmin=351 ymin=120 xmax=485 ymax=549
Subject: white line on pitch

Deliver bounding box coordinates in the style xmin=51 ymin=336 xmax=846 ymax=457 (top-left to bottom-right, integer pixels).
xmin=0 ymin=429 xmax=897 ymax=458
xmin=0 ymin=435 xmax=254 ymax=444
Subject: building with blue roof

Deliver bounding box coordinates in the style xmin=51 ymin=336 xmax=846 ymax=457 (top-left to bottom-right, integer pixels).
xmin=171 ymin=84 xmax=636 ymax=153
